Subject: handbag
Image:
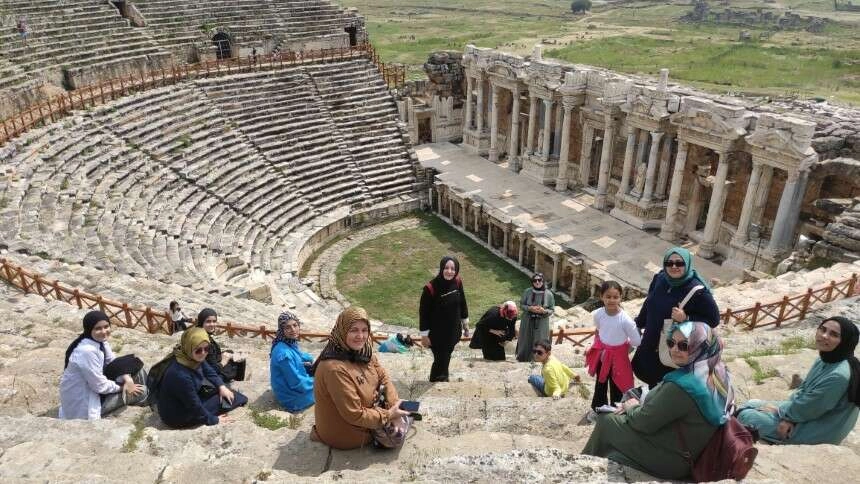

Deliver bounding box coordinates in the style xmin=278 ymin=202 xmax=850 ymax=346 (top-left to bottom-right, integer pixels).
xmin=371 ymin=382 xmax=414 ymax=449
xmin=658 ymin=285 xmax=704 ymax=368
xmin=198 ymin=378 xmax=219 ymax=400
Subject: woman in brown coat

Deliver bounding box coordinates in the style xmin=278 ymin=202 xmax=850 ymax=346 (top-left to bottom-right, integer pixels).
xmin=310 ymin=306 xmax=410 ymax=449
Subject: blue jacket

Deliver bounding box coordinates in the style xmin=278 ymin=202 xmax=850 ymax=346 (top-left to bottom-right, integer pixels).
xmin=632 ymin=272 xmax=720 ymax=386
xmin=270 ymin=341 xmax=315 ymax=412
xmin=157 ymin=360 xmax=224 ymax=428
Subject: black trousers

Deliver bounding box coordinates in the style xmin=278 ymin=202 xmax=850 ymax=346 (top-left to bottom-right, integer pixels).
xmin=591 ymin=359 xmax=623 ymax=410
xmin=430 ymin=344 xmax=454 ymax=382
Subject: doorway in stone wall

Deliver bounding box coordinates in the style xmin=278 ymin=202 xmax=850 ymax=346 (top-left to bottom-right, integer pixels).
xmin=418 ymin=117 xmax=432 ymax=144
xmin=345 ymin=26 xmax=358 ymax=46
xmin=213 ymin=33 xmax=232 ymax=60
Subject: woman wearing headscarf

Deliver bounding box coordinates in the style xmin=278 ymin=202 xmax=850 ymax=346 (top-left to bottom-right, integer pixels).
xmin=516 ymin=273 xmax=555 ymax=362
xmin=632 ymin=247 xmax=720 ymax=386
xmin=270 ymin=311 xmax=315 ymax=412
xmin=419 ymin=256 xmax=469 ymax=382
xmin=470 ymin=301 xmax=518 ymax=361
xmin=310 ymin=306 xmax=410 ymax=449
xmin=59 ymin=311 xmax=148 ymax=420
xmin=583 ymin=321 xmax=733 ymax=480
xmin=197 ymin=308 xmax=247 ymax=382
xmin=737 ymin=316 xmax=860 ymax=445
xmin=156 ymin=327 xmax=248 ymax=428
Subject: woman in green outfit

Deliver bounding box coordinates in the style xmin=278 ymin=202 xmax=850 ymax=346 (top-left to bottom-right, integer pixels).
xmin=737 ymin=316 xmax=860 ymax=445
xmin=582 ymin=321 xmax=734 ymax=480
xmin=516 ymin=273 xmax=554 ymax=362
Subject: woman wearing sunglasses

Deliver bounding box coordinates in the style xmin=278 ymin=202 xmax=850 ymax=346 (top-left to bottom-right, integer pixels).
xmin=515 ymin=273 xmax=555 ymax=362
xmin=583 ymin=321 xmax=734 ymax=480
xmin=737 ymin=317 xmax=859 ymax=445
xmin=631 ymin=247 xmax=719 ymax=386
xmin=156 ymin=327 xmax=247 ymax=428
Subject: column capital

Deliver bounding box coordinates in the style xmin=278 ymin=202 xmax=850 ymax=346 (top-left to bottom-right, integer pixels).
xmin=650 ymin=131 xmax=664 ymax=141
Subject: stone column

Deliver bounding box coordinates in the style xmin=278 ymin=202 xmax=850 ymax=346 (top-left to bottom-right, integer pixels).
xmin=617 ymin=125 xmax=637 ymax=197
xmin=751 ymin=165 xmax=774 ymax=227
xmin=631 ymin=129 xmax=650 ymax=196
xmin=699 ymin=151 xmax=731 ymax=258
xmin=660 ymin=140 xmax=689 ymax=240
xmin=476 ymin=75 xmax=484 ymax=133
xmin=553 ymin=103 xmax=563 ymax=156
xmin=578 ymin=125 xmax=595 ymax=186
xmin=517 ymin=233 xmax=526 ymax=265
xmin=503 ymin=227 xmax=510 ymax=256
xmin=731 ymin=161 xmax=765 ymax=245
xmin=768 ymin=169 xmax=807 ymax=253
xmin=541 ymin=98 xmax=553 ymax=161
xmin=594 ymin=111 xmax=616 ymax=210
xmin=655 ymin=136 xmax=674 ymax=199
xmin=509 ymin=89 xmax=521 ymax=172
xmin=461 ymin=200 xmax=467 ymax=229
xmin=436 ymin=188 xmax=443 ymax=214
xmin=526 ymin=95 xmax=538 ymax=155
xmin=464 ymin=76 xmax=474 ymax=131
xmin=551 ymin=256 xmax=559 ymax=290
xmin=641 ymin=131 xmax=664 ymax=203
xmin=473 ymin=205 xmax=480 ymax=234
xmin=488 ymin=84 xmax=500 ymax=162
xmin=487 ymin=221 xmax=493 ymax=246
xmin=555 ymin=103 xmax=574 ymax=191
xmin=685 ymin=179 xmax=704 ymax=234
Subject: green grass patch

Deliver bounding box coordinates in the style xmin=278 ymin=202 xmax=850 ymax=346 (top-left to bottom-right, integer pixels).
xmin=740 ymin=336 xmax=815 ymax=359
xmin=744 ymin=357 xmax=780 ymax=385
xmin=336 ymin=212 xmax=530 ymax=328
xmin=249 ymin=407 xmax=302 ymax=430
xmin=121 ymin=413 xmax=147 ymax=453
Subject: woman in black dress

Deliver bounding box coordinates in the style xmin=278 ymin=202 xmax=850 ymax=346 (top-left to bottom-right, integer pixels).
xmin=419 ymin=256 xmax=469 ymax=382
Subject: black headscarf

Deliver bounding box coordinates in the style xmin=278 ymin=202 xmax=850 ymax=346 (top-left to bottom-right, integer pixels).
xmin=64 ymin=310 xmax=109 ymax=369
xmin=196 ymin=308 xmax=218 ymax=332
xmin=819 ymin=317 xmax=860 ymax=407
xmin=431 ymin=256 xmax=460 ymax=295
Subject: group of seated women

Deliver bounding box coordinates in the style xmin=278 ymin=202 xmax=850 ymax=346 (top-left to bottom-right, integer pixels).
xmin=57 ymin=253 xmax=860 ymax=473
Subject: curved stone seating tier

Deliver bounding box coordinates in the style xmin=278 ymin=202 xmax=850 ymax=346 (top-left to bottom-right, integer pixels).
xmin=1 ymin=57 xmax=417 ymax=307
xmin=0 ymin=0 xmax=171 ymax=94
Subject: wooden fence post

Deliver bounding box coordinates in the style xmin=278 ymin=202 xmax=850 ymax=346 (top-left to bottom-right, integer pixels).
xmin=775 ymin=296 xmax=789 ymax=327
xmin=850 ymin=273 xmax=859 ymax=296
xmin=798 ymin=288 xmax=813 ymax=320
xmin=749 ymin=302 xmax=761 ymax=329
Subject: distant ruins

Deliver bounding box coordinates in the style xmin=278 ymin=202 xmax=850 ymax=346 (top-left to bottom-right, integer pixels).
xmin=682 ymin=1 xmax=830 ymax=32
xmin=402 ymin=45 xmax=860 ymax=274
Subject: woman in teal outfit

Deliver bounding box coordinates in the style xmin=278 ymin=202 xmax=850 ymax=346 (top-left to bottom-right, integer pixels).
xmin=582 ymin=321 xmax=733 ymax=480
xmin=737 ymin=316 xmax=860 ymax=445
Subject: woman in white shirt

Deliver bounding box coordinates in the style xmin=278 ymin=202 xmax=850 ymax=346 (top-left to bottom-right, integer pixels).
xmin=169 ymin=301 xmax=191 ymax=332
xmin=59 ymin=311 xmax=147 ymax=420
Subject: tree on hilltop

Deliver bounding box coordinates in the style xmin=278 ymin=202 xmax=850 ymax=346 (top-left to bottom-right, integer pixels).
xmin=571 ymin=0 xmax=592 ymax=14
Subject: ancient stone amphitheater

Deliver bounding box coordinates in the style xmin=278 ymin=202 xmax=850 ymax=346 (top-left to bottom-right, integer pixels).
xmin=0 ymin=1 xmax=859 ymax=483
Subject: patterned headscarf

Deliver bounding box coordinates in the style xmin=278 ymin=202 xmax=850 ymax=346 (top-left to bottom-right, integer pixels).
xmin=309 ymin=306 xmax=373 ymax=375
xmin=663 ymin=321 xmax=734 ymax=426
xmin=173 ymin=327 xmax=210 ymax=370
xmin=271 ymin=311 xmax=301 ymax=352
xmin=661 ymin=247 xmax=711 ymax=291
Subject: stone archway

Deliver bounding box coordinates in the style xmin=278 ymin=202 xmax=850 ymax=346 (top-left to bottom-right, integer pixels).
xmin=212 ymin=32 xmax=232 ymax=60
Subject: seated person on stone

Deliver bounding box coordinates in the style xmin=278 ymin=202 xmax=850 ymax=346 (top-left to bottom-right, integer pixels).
xmin=270 ymin=311 xmax=315 ymax=412
xmin=197 ymin=308 xmax=247 ymax=382
xmin=469 ymin=301 xmax=518 ymax=360
xmin=528 ymin=339 xmax=577 ymax=399
xmin=309 ymin=306 xmax=410 ymax=450
xmin=582 ymin=322 xmax=734 ymax=480
xmin=60 ymin=310 xmax=148 ymax=420
xmin=157 ymin=327 xmax=248 ymax=428
xmin=737 ymin=316 xmax=860 ymax=445
xmin=169 ymin=301 xmax=191 ymax=332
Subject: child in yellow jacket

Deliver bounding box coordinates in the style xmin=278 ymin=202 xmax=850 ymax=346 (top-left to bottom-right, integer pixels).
xmin=527 ymin=339 xmax=578 ymax=399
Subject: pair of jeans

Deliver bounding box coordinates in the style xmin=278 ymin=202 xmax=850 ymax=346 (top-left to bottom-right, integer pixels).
xmin=528 ymin=374 xmax=546 ymax=396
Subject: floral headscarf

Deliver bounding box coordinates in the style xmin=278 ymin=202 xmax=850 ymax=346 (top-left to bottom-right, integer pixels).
xmin=663 ymin=321 xmax=734 ymax=426
xmin=309 ymin=306 xmax=373 ymax=375
xmin=271 ymin=311 xmax=301 ymax=352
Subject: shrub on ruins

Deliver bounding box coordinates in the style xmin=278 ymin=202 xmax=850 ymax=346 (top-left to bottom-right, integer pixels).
xmin=571 ymin=0 xmax=592 ymax=14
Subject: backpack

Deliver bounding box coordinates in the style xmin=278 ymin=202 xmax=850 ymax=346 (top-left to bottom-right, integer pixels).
xmin=144 ymin=355 xmax=176 ymax=406
xmin=676 ymin=416 xmax=759 ymax=482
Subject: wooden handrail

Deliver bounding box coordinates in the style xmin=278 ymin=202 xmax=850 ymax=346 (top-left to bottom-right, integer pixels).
xmin=0 ymin=43 xmax=407 ymax=146
xmin=1 ymin=257 xmax=857 ymax=347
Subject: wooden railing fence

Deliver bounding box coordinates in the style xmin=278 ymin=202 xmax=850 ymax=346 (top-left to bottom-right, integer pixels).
xmin=0 ymin=43 xmax=406 ymax=146
xmin=1 ymin=258 xmax=857 ymax=347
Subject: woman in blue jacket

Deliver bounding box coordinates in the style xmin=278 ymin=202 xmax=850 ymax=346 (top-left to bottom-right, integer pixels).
xmin=631 ymin=247 xmax=720 ymax=386
xmin=157 ymin=328 xmax=247 ymax=428
xmin=270 ymin=311 xmax=315 ymax=412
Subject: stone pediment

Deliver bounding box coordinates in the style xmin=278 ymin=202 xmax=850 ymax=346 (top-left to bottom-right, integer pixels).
xmin=526 ymin=61 xmax=563 ymax=91
xmin=670 ymin=97 xmax=749 ymax=140
xmin=745 ymin=113 xmax=815 ymax=162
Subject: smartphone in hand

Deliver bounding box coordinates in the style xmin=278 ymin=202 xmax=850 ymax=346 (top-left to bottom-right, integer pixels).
xmin=399 ymin=400 xmax=420 ymax=412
